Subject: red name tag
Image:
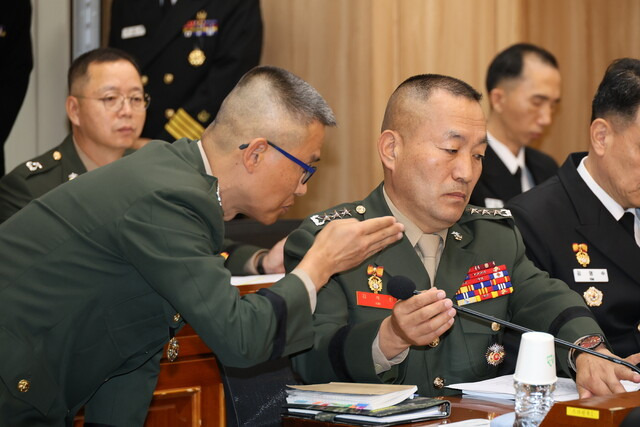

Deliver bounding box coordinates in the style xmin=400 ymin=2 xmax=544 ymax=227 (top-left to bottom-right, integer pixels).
xmin=356 ymin=291 xmax=398 ymax=309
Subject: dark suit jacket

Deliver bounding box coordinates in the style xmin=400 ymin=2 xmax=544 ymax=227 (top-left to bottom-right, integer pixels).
xmin=470 ymin=145 xmax=558 ymax=207
xmin=109 ymin=0 xmax=262 ymax=140
xmin=507 ymin=152 xmax=640 ymax=358
xmin=285 ymin=184 xmax=601 ymax=396
xmin=0 ymin=139 xmax=313 ymax=425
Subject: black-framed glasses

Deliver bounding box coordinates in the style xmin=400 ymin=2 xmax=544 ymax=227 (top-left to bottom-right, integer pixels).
xmin=239 ymin=140 xmax=317 ymax=184
xmin=74 ymin=93 xmax=151 ymax=112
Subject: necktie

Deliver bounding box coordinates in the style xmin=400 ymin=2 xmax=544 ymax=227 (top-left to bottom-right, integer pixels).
xmin=417 ymin=234 xmax=441 ymax=287
xmin=619 ymin=212 xmax=636 ymax=240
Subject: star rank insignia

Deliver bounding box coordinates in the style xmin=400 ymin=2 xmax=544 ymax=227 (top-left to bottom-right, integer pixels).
xmin=451 ymin=231 xmax=463 ymax=241
xmin=310 ymin=208 xmax=353 ymax=226
xmin=467 ymin=207 xmax=512 ymax=217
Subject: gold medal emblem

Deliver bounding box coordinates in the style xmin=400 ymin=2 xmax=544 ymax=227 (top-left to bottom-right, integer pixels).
xmin=572 ymin=243 xmax=590 ymax=267
xmin=167 ymin=337 xmax=180 ymax=362
xmin=367 ymin=265 xmax=384 ymax=293
xmin=485 ymin=343 xmax=505 ymax=366
xmin=188 ymin=48 xmax=206 ymax=66
xmin=583 ymin=286 xmax=603 ymax=307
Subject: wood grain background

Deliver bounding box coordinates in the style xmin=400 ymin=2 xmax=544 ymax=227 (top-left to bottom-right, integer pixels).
xmin=102 ymin=0 xmax=640 ymax=218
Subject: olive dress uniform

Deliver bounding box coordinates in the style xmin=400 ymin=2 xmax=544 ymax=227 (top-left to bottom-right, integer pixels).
xmin=470 ymin=146 xmax=558 ymax=207
xmin=0 ymin=135 xmax=86 ymax=224
xmin=507 ymin=152 xmax=640 ymax=358
xmin=284 ymin=184 xmax=603 ymax=396
xmin=109 ymin=0 xmax=262 ymax=141
xmin=0 ymin=0 xmax=34 ymax=176
xmin=0 ymin=139 xmax=313 ymax=425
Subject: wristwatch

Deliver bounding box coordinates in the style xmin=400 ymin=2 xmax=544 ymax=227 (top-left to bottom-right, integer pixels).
xmin=569 ymin=334 xmax=605 ymax=370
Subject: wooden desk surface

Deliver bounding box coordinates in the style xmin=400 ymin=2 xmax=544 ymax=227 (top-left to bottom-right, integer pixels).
xmin=282 ymin=395 xmax=514 ymax=426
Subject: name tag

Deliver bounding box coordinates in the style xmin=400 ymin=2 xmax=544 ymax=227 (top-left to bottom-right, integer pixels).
xmin=573 ymin=268 xmax=608 ymax=283
xmin=121 ymin=25 xmax=146 ymax=40
xmin=356 ymin=291 xmax=397 ymax=309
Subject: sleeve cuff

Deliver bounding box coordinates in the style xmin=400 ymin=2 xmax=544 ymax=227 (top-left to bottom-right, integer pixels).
xmin=372 ymin=332 xmax=409 ymax=375
xmin=291 ymin=268 xmax=316 ymax=313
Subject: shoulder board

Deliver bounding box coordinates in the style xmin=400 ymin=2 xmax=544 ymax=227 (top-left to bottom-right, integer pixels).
xmin=459 ymin=206 xmax=512 ymax=223
xmin=20 ymin=149 xmax=64 ymax=177
xmin=307 ymin=202 xmax=366 ymax=227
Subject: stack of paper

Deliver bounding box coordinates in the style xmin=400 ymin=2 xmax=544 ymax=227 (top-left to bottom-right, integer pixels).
xmin=286 ymin=382 xmax=418 ymax=410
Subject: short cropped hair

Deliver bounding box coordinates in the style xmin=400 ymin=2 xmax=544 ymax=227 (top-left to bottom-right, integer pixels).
xmin=234 ymin=66 xmax=337 ymax=127
xmin=68 ymin=47 xmax=140 ymax=93
xmin=591 ymin=58 xmax=640 ymax=127
xmin=382 ymin=74 xmax=482 ymax=132
xmin=486 ymin=43 xmax=558 ymax=93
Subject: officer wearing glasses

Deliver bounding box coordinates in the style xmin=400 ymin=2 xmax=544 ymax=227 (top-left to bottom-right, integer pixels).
xmin=0 ymin=47 xmax=148 ymax=223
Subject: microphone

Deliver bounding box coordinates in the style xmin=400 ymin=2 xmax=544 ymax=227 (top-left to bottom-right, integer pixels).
xmin=387 ymin=275 xmax=640 ymax=375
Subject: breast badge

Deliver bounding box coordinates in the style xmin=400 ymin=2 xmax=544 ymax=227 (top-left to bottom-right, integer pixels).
xmin=583 ymin=286 xmax=603 ymax=307
xmin=486 ymin=343 xmax=505 ymax=366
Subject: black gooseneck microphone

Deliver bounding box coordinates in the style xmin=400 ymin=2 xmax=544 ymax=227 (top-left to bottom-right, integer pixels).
xmin=387 ymin=275 xmax=640 ymax=375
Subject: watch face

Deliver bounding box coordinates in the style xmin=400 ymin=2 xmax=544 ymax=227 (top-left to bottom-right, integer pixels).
xmin=579 ymin=335 xmax=603 ymax=349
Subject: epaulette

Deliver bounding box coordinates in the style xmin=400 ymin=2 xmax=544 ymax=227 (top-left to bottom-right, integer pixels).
xmin=20 ymin=149 xmax=64 ymax=178
xmin=308 ymin=203 xmax=367 ymax=227
xmin=459 ymin=206 xmax=513 ymax=224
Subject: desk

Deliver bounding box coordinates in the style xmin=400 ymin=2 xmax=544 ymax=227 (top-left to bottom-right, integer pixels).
xmin=282 ymin=396 xmax=514 ymax=426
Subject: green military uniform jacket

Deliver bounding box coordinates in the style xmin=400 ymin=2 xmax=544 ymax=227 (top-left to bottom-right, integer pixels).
xmin=0 ymin=135 xmax=86 ymax=224
xmin=0 ymin=139 xmax=313 ymax=425
xmin=285 ymin=184 xmax=603 ymax=396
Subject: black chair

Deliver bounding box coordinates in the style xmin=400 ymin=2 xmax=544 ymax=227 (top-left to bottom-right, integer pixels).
xmin=620 ymin=406 xmax=640 ymax=427
xmin=217 ymin=357 xmax=301 ymax=426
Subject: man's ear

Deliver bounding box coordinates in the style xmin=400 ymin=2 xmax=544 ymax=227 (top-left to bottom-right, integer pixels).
xmin=66 ymin=96 xmax=81 ymax=126
xmin=489 ymin=87 xmax=505 ymax=113
xmin=241 ymin=138 xmax=268 ymax=173
xmin=378 ymin=130 xmax=400 ymax=172
xmin=590 ymin=118 xmax=612 ymax=157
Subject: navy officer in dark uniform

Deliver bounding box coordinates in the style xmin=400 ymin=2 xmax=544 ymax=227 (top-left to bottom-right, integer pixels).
xmin=507 ymin=58 xmax=640 ymax=361
xmin=109 ymin=0 xmax=262 ymax=144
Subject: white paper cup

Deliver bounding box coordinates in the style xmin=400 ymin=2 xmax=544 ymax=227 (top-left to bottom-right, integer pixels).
xmin=513 ymin=331 xmax=558 ymax=385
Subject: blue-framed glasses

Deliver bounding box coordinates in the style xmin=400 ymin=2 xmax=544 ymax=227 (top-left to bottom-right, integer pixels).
xmin=239 ymin=140 xmax=317 ymax=184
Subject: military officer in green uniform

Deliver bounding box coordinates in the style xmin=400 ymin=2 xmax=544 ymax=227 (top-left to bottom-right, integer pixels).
xmin=285 ymin=74 xmax=640 ymax=399
xmin=0 ymin=47 xmax=146 ymax=224
xmin=0 ymin=66 xmax=404 ymax=425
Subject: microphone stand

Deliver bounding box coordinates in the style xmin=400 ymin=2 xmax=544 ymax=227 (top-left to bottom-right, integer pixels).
xmin=453 ymin=305 xmax=640 ymax=375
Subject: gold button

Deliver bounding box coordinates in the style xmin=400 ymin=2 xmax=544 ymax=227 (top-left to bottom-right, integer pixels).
xmin=165 ymin=108 xmax=175 ymax=119
xmin=491 ymin=322 xmax=501 ymax=332
xmin=433 ymin=377 xmax=445 ymax=389
xmin=637 ymin=324 xmax=640 ymax=332
xmin=197 ymin=109 xmax=211 ymax=123
xmin=141 ymin=75 xmax=149 ymax=86
xmin=52 ymin=151 xmax=62 ymax=161
xmin=173 ymin=313 xmax=181 ymax=322
xmin=429 ymin=337 xmax=440 ymax=347
xmin=17 ymin=379 xmax=30 ymax=393
xmin=163 ymin=73 xmax=174 ymax=84
xmin=355 ymin=205 xmax=366 ymax=214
